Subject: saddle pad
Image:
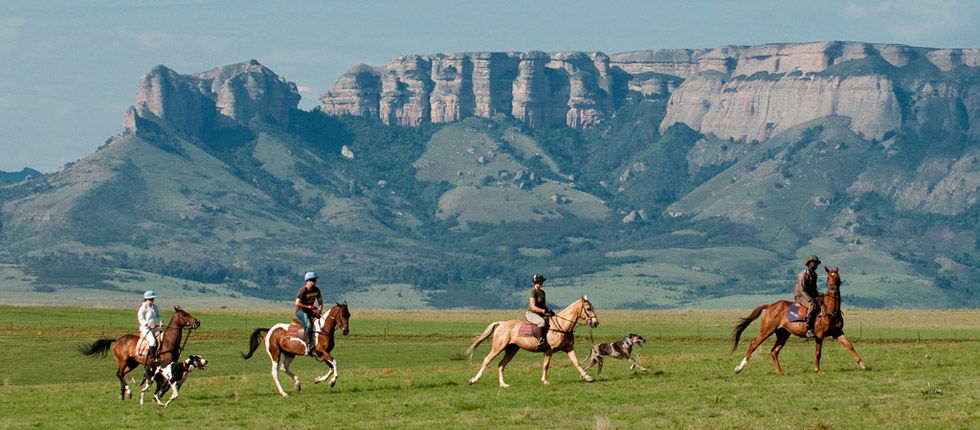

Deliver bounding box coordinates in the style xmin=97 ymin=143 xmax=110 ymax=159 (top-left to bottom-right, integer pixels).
xmin=286 ymin=323 xmax=304 ymax=339
xmin=788 ymin=304 xmax=808 ymax=322
xmin=518 ymin=322 xmax=535 ymax=337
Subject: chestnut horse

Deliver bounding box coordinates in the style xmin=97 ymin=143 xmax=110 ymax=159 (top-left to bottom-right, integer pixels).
xmin=79 ymin=306 xmax=201 ymax=399
xmin=242 ymin=302 xmax=350 ymax=397
xmin=466 ymin=296 xmax=599 ymax=387
xmin=731 ymin=267 xmax=868 ymax=374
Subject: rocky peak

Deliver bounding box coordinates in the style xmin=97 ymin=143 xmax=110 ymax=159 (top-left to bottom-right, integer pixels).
xmin=319 ymin=42 xmax=980 ymax=137
xmin=127 ymin=60 xmax=300 ymax=136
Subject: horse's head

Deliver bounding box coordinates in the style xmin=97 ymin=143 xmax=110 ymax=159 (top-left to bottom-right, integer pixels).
xmin=825 ymin=266 xmax=841 ymax=292
xmin=173 ymin=306 xmax=201 ymax=329
xmin=336 ymin=301 xmax=351 ymax=336
xmin=322 ymin=302 xmax=351 ymax=335
xmin=578 ymin=296 xmax=598 ymax=328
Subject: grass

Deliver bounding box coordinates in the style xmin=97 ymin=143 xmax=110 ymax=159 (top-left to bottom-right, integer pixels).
xmin=1 ymin=306 xmax=978 ymax=429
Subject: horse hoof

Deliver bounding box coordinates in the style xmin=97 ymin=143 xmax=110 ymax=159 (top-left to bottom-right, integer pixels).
xmin=468 ymin=378 xmax=478 ymax=385
xmin=500 ymin=383 xmax=510 ymax=388
xmin=541 ymin=380 xmax=549 ymax=385
xmin=814 ymin=370 xmax=825 ymax=375
xmin=280 ymin=393 xmax=289 ymax=398
xmin=584 ymin=376 xmax=595 ymax=383
xmin=734 ymin=367 xmax=743 ymax=374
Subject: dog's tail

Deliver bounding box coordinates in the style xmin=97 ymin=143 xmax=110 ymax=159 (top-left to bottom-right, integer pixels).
xmin=579 ymin=346 xmax=598 ymax=367
xmin=242 ymin=328 xmax=269 ymax=359
xmin=465 ymin=321 xmax=501 ymax=358
xmin=78 ymin=338 xmax=115 ymax=358
xmin=731 ymin=304 xmax=768 ymax=353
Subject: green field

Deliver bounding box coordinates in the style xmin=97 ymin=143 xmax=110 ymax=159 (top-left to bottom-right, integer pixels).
xmin=1 ymin=306 xmax=978 ymax=429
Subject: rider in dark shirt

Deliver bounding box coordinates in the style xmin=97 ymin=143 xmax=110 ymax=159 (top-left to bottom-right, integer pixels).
xmin=295 ymin=271 xmax=323 ymax=356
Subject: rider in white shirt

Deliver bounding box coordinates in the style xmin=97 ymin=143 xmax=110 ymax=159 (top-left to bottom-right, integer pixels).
xmin=138 ymin=290 xmax=163 ymax=361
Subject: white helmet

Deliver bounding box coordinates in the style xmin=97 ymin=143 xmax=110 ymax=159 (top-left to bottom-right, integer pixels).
xmin=143 ymin=290 xmax=157 ymax=300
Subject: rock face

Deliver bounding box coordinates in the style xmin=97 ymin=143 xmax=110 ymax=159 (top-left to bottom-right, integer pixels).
xmin=320 ymin=42 xmax=980 ymax=139
xmin=128 ymin=59 xmax=300 ymax=135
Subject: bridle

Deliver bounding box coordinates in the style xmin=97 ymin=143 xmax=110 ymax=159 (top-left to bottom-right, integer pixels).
xmin=159 ymin=312 xmax=200 ymax=358
xmin=547 ymin=301 xmax=597 ymax=335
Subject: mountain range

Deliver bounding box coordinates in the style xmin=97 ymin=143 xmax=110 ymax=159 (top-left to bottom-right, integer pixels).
xmin=1 ymin=41 xmax=977 ymax=309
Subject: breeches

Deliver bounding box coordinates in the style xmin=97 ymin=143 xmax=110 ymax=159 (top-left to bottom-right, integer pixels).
xmin=525 ymin=311 xmax=546 ymax=328
xmin=140 ymin=328 xmax=158 ymax=347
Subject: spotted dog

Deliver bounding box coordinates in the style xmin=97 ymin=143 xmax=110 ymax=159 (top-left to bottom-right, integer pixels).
xmin=581 ymin=333 xmax=647 ymax=376
xmin=139 ymin=354 xmax=208 ymax=407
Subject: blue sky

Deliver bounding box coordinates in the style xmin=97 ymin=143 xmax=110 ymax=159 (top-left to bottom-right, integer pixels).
xmin=2 ymin=0 xmax=978 ymax=171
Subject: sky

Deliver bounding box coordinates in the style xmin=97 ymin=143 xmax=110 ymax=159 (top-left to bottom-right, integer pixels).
xmin=1 ymin=0 xmax=978 ymax=172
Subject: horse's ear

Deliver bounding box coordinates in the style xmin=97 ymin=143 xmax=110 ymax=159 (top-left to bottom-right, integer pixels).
xmin=834 ymin=265 xmax=839 ymax=273
xmin=824 ymin=266 xmax=830 ymax=273
xmin=582 ymin=295 xmax=589 ymax=301
xmin=336 ymin=302 xmax=341 ymax=306
xmin=174 ymin=306 xmax=181 ymax=312
xmin=343 ymin=300 xmax=348 ymax=306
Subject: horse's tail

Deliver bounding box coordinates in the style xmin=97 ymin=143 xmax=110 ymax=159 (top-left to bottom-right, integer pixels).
xmin=78 ymin=338 xmax=116 ymax=358
xmin=731 ymin=305 xmax=768 ymax=353
xmin=241 ymin=328 xmax=269 ymax=359
xmin=465 ymin=321 xmax=502 ymax=358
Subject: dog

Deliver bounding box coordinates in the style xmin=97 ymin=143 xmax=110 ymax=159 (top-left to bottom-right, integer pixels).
xmin=581 ymin=333 xmax=647 ymax=376
xmin=139 ymin=354 xmax=208 ymax=407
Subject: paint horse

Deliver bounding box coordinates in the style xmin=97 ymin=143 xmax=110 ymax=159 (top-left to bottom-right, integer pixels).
xmin=466 ymin=296 xmax=599 ymax=387
xmin=731 ymin=266 xmax=869 ymax=374
xmin=79 ymin=306 xmax=201 ymax=399
xmin=242 ymin=302 xmax=350 ymax=397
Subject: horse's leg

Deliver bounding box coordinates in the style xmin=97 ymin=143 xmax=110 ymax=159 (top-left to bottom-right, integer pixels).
xmin=315 ymin=355 xmax=338 ymax=387
xmin=835 ymin=333 xmax=869 ymax=370
xmin=116 ymin=360 xmax=136 ymax=400
xmin=496 ymin=345 xmax=519 ymax=388
xmin=770 ymin=329 xmax=790 ymax=375
xmin=813 ymin=338 xmax=825 ymax=374
xmin=268 ymin=342 xmax=289 ymax=398
xmin=281 ymin=355 xmax=301 ymax=391
xmin=735 ymin=318 xmax=777 ymax=374
xmin=565 ymin=349 xmax=594 ymax=382
xmin=540 ymin=351 xmax=553 ymax=385
xmin=469 ymin=342 xmax=506 ymax=385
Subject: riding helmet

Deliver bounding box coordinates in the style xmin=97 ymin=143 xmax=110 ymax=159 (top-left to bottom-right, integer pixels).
xmin=304 ymin=271 xmax=319 ymax=281
xmin=143 ymin=290 xmax=157 ymax=300
xmin=804 ymin=255 xmax=821 ymax=265
xmin=532 ymin=274 xmax=547 ymax=283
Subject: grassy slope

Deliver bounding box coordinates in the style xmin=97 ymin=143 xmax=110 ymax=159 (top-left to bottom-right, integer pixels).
xmin=0 ymin=306 xmax=977 ymax=429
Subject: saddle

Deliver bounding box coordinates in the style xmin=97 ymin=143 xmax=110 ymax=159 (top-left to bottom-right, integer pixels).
xmin=787 ymin=303 xmax=808 ymax=323
xmin=135 ymin=332 xmax=164 ymax=358
xmin=286 ymin=320 xmax=308 ymax=342
xmin=519 ymin=319 xmax=549 ymax=340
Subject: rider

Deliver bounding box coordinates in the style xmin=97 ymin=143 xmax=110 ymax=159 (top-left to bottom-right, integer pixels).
xmin=795 ymin=255 xmax=822 ymax=338
xmin=525 ymin=274 xmax=553 ymax=349
xmin=137 ymin=290 xmax=163 ymax=363
xmin=295 ymin=271 xmax=323 ymax=356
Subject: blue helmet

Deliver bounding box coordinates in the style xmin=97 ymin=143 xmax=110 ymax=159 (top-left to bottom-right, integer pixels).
xmin=304 ymin=271 xmax=319 ymax=281
xmin=143 ymin=290 xmax=157 ymax=300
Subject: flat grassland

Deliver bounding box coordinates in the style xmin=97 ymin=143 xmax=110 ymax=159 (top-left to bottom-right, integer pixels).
xmin=1 ymin=306 xmax=977 ymax=429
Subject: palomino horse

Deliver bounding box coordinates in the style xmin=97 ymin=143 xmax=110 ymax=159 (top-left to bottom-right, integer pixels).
xmin=731 ymin=266 xmax=869 ymax=374
xmin=242 ymin=302 xmax=350 ymax=397
xmin=466 ymin=296 xmax=598 ymax=387
xmin=79 ymin=306 xmax=201 ymax=399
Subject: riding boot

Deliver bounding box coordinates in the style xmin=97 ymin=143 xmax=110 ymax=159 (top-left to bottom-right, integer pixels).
xmin=805 ymin=314 xmax=816 ymax=338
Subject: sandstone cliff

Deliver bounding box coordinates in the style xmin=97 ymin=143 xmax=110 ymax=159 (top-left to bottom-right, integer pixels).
xmin=319 ymin=42 xmax=980 ymax=140
xmin=126 ymin=59 xmax=300 ymax=136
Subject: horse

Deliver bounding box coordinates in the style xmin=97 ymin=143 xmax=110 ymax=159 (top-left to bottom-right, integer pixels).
xmin=79 ymin=306 xmax=201 ymax=399
xmin=731 ymin=266 xmax=869 ymax=374
xmin=466 ymin=296 xmax=599 ymax=387
xmin=242 ymin=302 xmax=350 ymax=397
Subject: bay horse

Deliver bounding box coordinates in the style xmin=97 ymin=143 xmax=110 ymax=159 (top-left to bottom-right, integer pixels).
xmin=466 ymin=296 xmax=598 ymax=387
xmin=79 ymin=306 xmax=201 ymax=399
xmin=731 ymin=266 xmax=869 ymax=374
xmin=242 ymin=302 xmax=350 ymax=397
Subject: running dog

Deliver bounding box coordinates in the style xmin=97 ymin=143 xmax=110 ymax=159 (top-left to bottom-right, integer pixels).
xmin=139 ymin=354 xmax=208 ymax=407
xmin=581 ymin=333 xmax=647 ymax=376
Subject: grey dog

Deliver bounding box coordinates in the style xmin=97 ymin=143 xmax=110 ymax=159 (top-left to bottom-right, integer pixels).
xmin=581 ymin=333 xmax=647 ymax=376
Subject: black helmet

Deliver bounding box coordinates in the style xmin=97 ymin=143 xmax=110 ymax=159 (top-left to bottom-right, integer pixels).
xmin=532 ymin=274 xmax=547 ymax=283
